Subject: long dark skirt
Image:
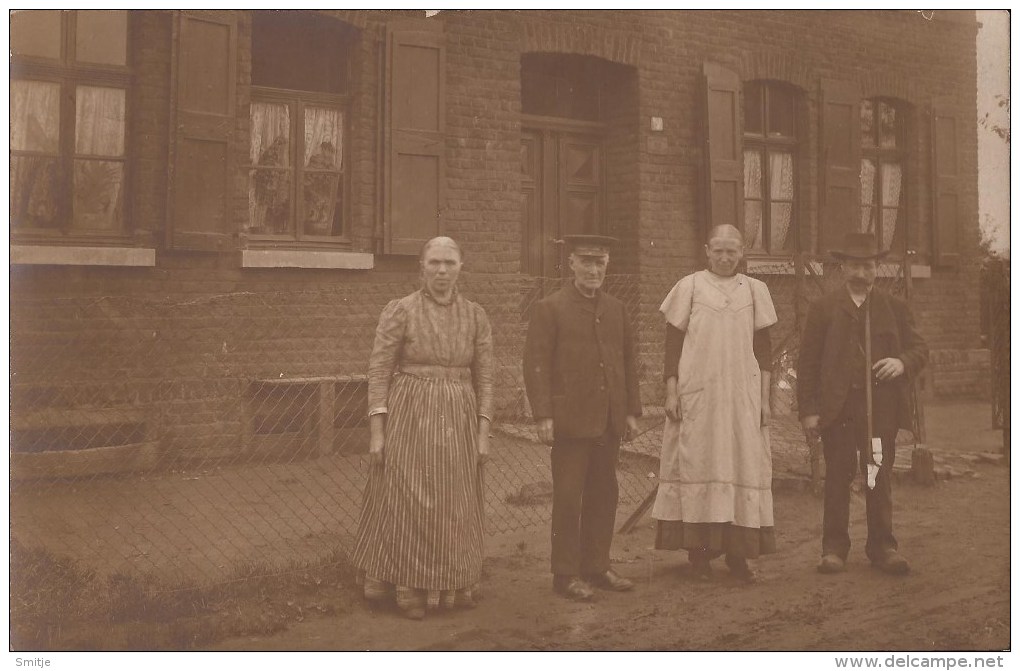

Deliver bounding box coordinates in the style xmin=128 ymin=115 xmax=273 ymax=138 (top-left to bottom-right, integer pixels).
xmin=655 ymin=520 xmax=776 ymax=559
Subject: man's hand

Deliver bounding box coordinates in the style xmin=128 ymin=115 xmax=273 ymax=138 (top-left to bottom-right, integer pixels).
xmin=761 ymin=403 xmax=772 ymax=428
xmin=536 ymin=418 xmax=554 ymax=446
xmin=872 ymin=357 xmax=905 ymax=381
xmin=801 ymin=414 xmax=821 ymax=442
xmin=477 ymin=418 xmax=491 ymax=465
xmin=623 ymin=415 xmax=640 ymax=442
xmin=665 ymin=386 xmax=681 ymax=422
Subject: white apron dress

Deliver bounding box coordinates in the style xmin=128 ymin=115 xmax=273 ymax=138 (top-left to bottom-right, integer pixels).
xmin=652 ymin=270 xmax=778 ymax=546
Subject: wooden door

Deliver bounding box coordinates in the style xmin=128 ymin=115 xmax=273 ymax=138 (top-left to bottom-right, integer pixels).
xmin=521 ymin=125 xmax=603 ymax=282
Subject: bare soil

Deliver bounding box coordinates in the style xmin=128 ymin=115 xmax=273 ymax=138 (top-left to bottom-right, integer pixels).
xmin=206 ymin=452 xmax=1009 ymax=651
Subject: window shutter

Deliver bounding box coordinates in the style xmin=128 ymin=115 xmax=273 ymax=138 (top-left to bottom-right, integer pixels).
xmin=931 ymin=100 xmax=961 ymax=267
xmin=819 ymin=78 xmax=861 ymax=252
xmin=702 ymin=62 xmax=743 ymax=235
xmin=167 ymin=11 xmax=237 ymax=251
xmin=384 ymin=20 xmax=446 ymax=255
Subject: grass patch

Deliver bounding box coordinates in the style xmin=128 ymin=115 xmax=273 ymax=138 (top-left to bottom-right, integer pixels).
xmin=10 ymin=539 xmax=359 ymax=651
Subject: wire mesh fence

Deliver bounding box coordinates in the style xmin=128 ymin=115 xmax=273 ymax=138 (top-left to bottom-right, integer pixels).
xmin=10 ymin=260 xmax=916 ymax=589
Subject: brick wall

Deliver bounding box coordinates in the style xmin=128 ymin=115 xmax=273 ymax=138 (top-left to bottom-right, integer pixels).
xmin=11 ymin=10 xmax=985 ymax=461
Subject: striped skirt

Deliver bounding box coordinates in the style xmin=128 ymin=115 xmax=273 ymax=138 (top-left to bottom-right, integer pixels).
xmin=351 ymin=372 xmax=484 ymax=599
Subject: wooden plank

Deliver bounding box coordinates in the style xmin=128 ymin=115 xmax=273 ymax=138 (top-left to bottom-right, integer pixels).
xmin=252 ymin=374 xmax=367 ymax=385
xmin=12 ymin=407 xmax=148 ymax=430
xmin=11 ymin=441 xmax=160 ymax=480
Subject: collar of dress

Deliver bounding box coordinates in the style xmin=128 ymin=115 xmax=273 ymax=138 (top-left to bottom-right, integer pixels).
xmin=421 ymin=285 xmax=458 ymax=306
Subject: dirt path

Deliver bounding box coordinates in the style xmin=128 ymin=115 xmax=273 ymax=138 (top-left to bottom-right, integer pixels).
xmin=207 ymin=456 xmax=1009 ymax=651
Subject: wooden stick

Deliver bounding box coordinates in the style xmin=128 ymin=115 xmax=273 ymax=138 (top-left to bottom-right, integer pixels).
xmin=865 ymin=296 xmax=874 ymax=453
xmin=618 ymin=485 xmax=657 ymax=534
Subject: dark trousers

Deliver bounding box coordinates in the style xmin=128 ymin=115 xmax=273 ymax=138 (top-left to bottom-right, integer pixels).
xmin=550 ymin=429 xmax=620 ymax=577
xmin=821 ymin=392 xmax=898 ymax=562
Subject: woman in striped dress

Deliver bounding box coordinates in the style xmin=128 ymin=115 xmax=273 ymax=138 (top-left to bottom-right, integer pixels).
xmin=351 ymin=236 xmax=493 ymax=620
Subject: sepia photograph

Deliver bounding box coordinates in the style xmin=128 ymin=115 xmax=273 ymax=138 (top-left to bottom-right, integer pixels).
xmin=7 ymin=6 xmax=1012 ymax=663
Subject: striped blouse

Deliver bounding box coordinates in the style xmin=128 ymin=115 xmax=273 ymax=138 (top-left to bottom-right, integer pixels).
xmin=367 ymin=289 xmax=494 ymax=420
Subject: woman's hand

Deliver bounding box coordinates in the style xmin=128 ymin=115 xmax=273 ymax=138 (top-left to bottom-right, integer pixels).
xmin=801 ymin=414 xmax=821 ymax=442
xmin=477 ymin=417 xmax=491 ymax=465
xmin=664 ymin=378 xmax=682 ymax=422
xmin=535 ymin=418 xmax=554 ymax=446
xmin=368 ymin=414 xmax=386 ymax=468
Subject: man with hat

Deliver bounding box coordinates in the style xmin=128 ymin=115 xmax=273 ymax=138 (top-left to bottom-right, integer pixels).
xmin=797 ymin=232 xmax=928 ymax=575
xmin=524 ymin=234 xmax=642 ymax=601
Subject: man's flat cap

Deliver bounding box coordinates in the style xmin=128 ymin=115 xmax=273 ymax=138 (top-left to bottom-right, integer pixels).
xmin=557 ymin=234 xmax=619 ymax=257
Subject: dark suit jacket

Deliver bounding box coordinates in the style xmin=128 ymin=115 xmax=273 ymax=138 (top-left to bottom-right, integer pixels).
xmin=523 ymin=283 xmax=643 ymax=441
xmin=797 ymin=286 xmax=929 ymax=433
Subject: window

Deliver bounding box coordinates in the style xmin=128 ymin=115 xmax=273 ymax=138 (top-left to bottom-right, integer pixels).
xmin=248 ymin=12 xmax=354 ymax=242
xmin=10 ymin=10 xmax=129 ymax=237
xmin=521 ymin=53 xmax=607 ymax=122
xmin=860 ymin=99 xmax=906 ymax=253
xmin=742 ymin=81 xmax=798 ymax=255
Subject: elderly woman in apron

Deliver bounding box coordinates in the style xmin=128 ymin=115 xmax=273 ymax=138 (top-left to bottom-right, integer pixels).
xmin=352 ymin=236 xmax=493 ymax=619
xmin=652 ymin=224 xmax=777 ymax=582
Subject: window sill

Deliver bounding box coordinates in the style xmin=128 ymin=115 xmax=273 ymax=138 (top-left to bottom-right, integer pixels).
xmin=745 ymin=260 xmax=931 ymax=279
xmin=876 ymin=264 xmax=931 ymax=279
xmin=241 ymin=249 xmax=374 ymax=269
xmin=11 ymin=245 xmax=156 ymax=267
xmin=745 ymin=259 xmax=823 ymax=275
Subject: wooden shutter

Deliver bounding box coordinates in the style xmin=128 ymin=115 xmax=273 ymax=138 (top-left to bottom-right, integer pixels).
xmin=384 ymin=20 xmax=445 ymax=255
xmin=702 ymin=62 xmax=743 ymax=234
xmin=819 ymin=78 xmax=861 ymax=252
xmin=931 ymin=100 xmax=961 ymax=267
xmin=167 ymin=11 xmax=237 ymax=251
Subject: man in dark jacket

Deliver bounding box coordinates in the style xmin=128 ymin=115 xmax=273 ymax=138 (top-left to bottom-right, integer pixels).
xmin=798 ymin=233 xmax=929 ymax=575
xmin=523 ymin=234 xmax=642 ymax=601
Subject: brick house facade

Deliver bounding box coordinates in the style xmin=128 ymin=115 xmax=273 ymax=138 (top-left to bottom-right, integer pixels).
xmin=10 ymin=10 xmax=985 ymax=464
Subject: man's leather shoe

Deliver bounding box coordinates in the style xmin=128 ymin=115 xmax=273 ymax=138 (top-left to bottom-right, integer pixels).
xmin=585 ymin=569 xmax=634 ymax=592
xmin=817 ymin=554 xmax=846 ymax=574
xmin=873 ymin=551 xmax=910 ymax=575
xmin=553 ymin=576 xmax=595 ymax=601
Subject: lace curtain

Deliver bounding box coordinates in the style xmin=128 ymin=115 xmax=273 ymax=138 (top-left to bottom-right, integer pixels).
xmin=11 ymin=81 xmax=59 ymax=152
xmin=75 ymin=86 xmax=125 ymax=157
xmin=11 ymin=82 xmax=126 ymax=231
xmin=248 ymin=103 xmax=345 ymax=236
xmin=304 ymin=107 xmax=343 ymax=170
xmin=73 ymin=86 xmax=125 ymax=230
xmin=743 ymin=150 xmax=764 ymax=250
xmin=769 ymin=151 xmax=794 ymax=252
xmin=860 ymin=158 xmax=876 ymax=234
xmin=744 ymin=149 xmax=794 ymax=252
xmin=860 ymin=158 xmax=902 ymax=250
xmin=302 ymin=107 xmax=343 ymax=235
xmin=880 ymin=163 xmax=902 ymax=251
xmin=11 ymin=81 xmax=61 ymax=228
xmin=249 ymin=102 xmax=291 ymax=233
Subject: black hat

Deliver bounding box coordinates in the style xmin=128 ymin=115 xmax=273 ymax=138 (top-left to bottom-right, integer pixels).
xmin=829 ymin=232 xmax=889 ymax=261
xmin=557 ymin=234 xmax=618 ymax=257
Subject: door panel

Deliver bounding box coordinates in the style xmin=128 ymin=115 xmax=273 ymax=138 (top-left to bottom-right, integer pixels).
xmin=521 ymin=126 xmax=604 ymax=285
xmin=563 ymin=138 xmax=600 ymax=185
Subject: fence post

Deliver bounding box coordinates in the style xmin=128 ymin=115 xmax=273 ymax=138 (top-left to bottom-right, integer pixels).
xmin=904 ymin=251 xmax=927 ymax=447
